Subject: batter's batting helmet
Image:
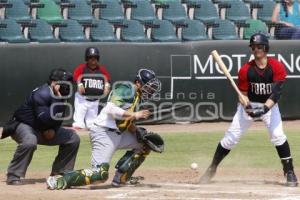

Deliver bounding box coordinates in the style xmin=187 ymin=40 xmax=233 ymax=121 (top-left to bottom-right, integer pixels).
xmin=85 ymin=47 xmax=100 ymax=61
xmin=249 ymin=33 xmax=269 ymax=51
xmin=135 ymin=69 xmax=161 ymax=101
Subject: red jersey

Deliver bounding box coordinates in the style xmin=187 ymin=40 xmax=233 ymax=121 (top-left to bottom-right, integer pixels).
xmin=238 ymin=57 xmax=286 ymax=103
xmin=73 ymin=64 xmax=111 ymax=96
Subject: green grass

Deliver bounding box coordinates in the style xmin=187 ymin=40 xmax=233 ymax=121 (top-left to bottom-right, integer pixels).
xmin=1 ymin=129 xmax=300 ymax=172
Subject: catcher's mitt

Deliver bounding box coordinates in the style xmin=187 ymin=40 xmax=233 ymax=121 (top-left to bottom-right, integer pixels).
xmin=136 ymin=127 xmax=164 ymax=153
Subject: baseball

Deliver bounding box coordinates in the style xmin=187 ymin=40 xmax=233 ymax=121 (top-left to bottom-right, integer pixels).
xmin=190 ymin=162 xmax=198 ymax=170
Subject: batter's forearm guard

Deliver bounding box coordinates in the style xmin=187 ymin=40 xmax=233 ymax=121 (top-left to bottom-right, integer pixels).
xmin=269 ymin=81 xmax=284 ymax=103
xmin=55 ymin=163 xmax=109 ymax=189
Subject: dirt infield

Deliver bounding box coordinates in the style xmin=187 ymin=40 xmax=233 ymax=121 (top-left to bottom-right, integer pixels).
xmin=1 ymin=168 xmax=300 ymax=200
xmin=1 ymin=121 xmax=300 ymax=200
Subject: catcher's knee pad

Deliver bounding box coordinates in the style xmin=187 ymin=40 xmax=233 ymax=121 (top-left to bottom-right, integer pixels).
xmin=59 ymin=163 xmax=109 ymax=188
xmin=115 ymin=150 xmax=149 ymax=183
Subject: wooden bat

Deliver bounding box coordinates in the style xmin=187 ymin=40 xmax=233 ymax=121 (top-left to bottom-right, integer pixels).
xmin=211 ymin=50 xmax=249 ymax=106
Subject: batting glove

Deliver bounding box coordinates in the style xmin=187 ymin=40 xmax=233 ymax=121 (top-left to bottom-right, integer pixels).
xmin=246 ymin=105 xmax=270 ymax=118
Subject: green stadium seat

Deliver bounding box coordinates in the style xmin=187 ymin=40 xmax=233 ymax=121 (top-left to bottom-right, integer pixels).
xmin=151 ymin=19 xmax=180 ymax=42
xmin=243 ymin=19 xmax=268 ymax=40
xmin=90 ymin=19 xmax=118 ymax=42
xmin=121 ymin=20 xmax=150 ymax=42
xmin=193 ymin=0 xmax=219 ymax=24
xmin=162 ymin=1 xmax=188 ymax=25
xmin=28 ymin=19 xmax=60 ymax=42
xmin=257 ymin=0 xmax=275 ymax=23
xmin=212 ymin=19 xmax=239 ymax=40
xmin=225 ymin=0 xmax=251 ymax=24
xmin=182 ymin=19 xmax=207 ymax=41
xmin=59 ymin=19 xmax=89 ymax=42
xmin=0 ymin=19 xmax=30 ymax=43
xmin=37 ymin=0 xmax=63 ymax=24
xmin=130 ymin=0 xmax=156 ymax=24
xmin=68 ymin=0 xmax=94 ymax=24
xmin=98 ymin=0 xmax=124 ymax=23
xmin=5 ymin=0 xmax=32 ymax=23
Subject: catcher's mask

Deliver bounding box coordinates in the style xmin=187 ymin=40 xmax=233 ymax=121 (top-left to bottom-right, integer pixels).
xmin=49 ymin=68 xmax=73 ymax=96
xmin=135 ymin=69 xmax=161 ymax=101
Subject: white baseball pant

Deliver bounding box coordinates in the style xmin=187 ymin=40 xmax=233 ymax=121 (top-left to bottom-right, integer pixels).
xmin=220 ymin=102 xmax=287 ymax=150
xmin=72 ymin=92 xmax=99 ymax=129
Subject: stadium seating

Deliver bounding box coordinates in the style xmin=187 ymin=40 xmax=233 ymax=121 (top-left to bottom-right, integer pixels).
xmin=121 ymin=20 xmax=150 ymax=42
xmin=0 ymin=19 xmax=30 ymax=43
xmin=224 ymin=0 xmax=251 ymax=24
xmin=5 ymin=0 xmax=32 ymax=23
xmin=68 ymin=0 xmax=95 ymax=24
xmin=36 ymin=0 xmax=63 ymax=24
xmin=28 ymin=19 xmax=60 ymax=42
xmin=59 ymin=19 xmax=89 ymax=42
xmin=243 ymin=19 xmax=268 ymax=40
xmin=161 ymin=1 xmax=188 ymax=25
xmin=130 ymin=0 xmax=156 ymax=24
xmin=257 ymin=0 xmax=276 ymax=23
xmin=151 ymin=19 xmax=180 ymax=42
xmin=193 ymin=0 xmax=219 ymax=24
xmin=212 ymin=19 xmax=239 ymax=40
xmin=90 ymin=19 xmax=118 ymax=42
xmin=98 ymin=0 xmax=124 ymax=23
xmin=181 ymin=19 xmax=207 ymax=41
xmin=0 ymin=0 xmax=285 ymax=42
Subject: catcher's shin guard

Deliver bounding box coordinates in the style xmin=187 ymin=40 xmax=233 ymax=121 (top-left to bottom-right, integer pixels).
xmin=48 ymin=163 xmax=109 ymax=190
xmin=113 ymin=150 xmax=149 ymax=184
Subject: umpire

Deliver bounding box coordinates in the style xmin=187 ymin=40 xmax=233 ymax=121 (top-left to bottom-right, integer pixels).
xmin=2 ymin=68 xmax=80 ymax=185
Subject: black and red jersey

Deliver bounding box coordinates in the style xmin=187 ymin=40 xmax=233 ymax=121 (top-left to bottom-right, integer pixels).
xmin=73 ymin=64 xmax=110 ymax=96
xmin=238 ymin=57 xmax=287 ymax=103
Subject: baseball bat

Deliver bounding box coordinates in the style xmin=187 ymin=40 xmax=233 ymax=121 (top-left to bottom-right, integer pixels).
xmin=211 ymin=50 xmax=249 ymax=106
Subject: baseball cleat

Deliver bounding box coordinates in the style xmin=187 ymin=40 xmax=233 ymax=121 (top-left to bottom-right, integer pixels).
xmin=199 ymin=166 xmax=216 ymax=184
xmin=111 ymin=176 xmax=144 ymax=187
xmin=286 ymin=171 xmax=298 ymax=187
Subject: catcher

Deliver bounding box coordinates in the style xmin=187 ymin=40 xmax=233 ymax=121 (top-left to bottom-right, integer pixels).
xmin=46 ymin=68 xmax=164 ymax=189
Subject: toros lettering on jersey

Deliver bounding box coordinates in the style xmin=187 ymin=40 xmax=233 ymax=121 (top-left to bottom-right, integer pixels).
xmin=250 ymin=83 xmax=272 ymax=95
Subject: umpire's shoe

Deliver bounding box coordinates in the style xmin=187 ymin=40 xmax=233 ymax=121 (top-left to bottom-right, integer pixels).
xmin=6 ymin=175 xmax=23 ymax=186
xmin=286 ymin=170 xmax=298 ymax=187
xmin=199 ymin=166 xmax=216 ymax=184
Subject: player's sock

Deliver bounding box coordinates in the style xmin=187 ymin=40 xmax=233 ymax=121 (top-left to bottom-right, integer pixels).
xmin=275 ymin=140 xmax=291 ymax=159
xmin=210 ymin=143 xmax=231 ymax=169
xmin=199 ymin=143 xmax=230 ymax=183
xmin=276 ymin=141 xmax=298 ymax=186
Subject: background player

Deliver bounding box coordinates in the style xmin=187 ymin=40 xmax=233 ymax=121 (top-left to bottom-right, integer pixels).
xmin=72 ymin=47 xmax=111 ymax=130
xmin=46 ymin=68 xmax=163 ymax=190
xmin=199 ymin=33 xmax=298 ymax=187
xmin=4 ymin=69 xmax=80 ymax=185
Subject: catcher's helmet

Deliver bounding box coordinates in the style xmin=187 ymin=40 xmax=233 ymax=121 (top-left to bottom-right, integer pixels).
xmin=85 ymin=47 xmax=100 ymax=61
xmin=135 ymin=69 xmax=161 ymax=101
xmin=249 ymin=33 xmax=269 ymax=51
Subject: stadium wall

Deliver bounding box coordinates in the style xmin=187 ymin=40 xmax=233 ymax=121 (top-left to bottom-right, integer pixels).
xmin=1 ymin=41 xmax=300 ymax=125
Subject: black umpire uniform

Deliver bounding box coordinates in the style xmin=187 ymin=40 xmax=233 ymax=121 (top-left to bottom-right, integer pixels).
xmin=3 ymin=69 xmax=80 ymax=185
